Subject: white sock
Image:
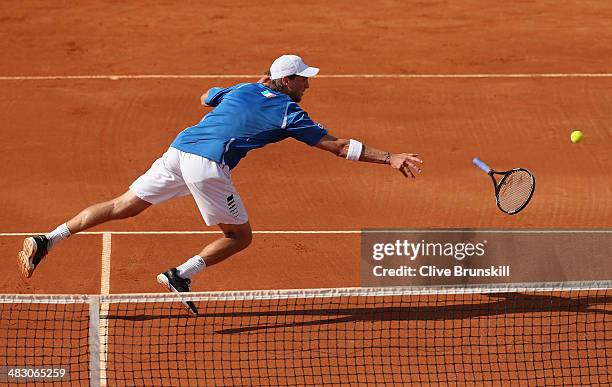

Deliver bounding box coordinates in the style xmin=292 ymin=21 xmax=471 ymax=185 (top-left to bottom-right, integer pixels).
xmin=176 ymin=255 xmax=206 ymax=279
xmin=46 ymin=223 xmax=72 ymax=250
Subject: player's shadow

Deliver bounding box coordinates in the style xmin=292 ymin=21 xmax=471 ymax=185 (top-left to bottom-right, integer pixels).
xmin=107 ymin=292 xmax=611 ymax=335
xmin=213 ymin=292 xmax=612 ymax=334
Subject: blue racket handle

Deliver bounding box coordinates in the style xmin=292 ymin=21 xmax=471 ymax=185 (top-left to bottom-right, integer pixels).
xmin=473 ymin=157 xmax=492 ymax=173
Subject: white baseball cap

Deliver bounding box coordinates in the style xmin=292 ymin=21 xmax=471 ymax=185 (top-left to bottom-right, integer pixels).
xmin=269 ymin=55 xmax=319 ymax=80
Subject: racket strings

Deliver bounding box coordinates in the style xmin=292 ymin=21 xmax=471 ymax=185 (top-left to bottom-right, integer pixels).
xmin=497 ymin=170 xmax=534 ymax=213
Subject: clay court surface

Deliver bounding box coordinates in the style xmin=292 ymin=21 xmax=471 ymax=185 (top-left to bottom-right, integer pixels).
xmin=0 ymin=1 xmax=611 ymax=385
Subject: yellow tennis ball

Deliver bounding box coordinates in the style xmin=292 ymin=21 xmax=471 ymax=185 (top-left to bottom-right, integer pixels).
xmin=570 ymin=130 xmax=583 ymax=143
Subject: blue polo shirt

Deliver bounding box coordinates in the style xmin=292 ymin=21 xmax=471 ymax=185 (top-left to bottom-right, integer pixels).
xmin=171 ymin=83 xmax=328 ymax=170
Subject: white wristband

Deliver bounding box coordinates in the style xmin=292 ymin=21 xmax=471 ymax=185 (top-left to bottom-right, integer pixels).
xmin=346 ymin=139 xmax=363 ymax=161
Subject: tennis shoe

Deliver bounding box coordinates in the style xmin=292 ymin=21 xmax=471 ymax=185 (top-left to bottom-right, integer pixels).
xmin=157 ymin=268 xmax=198 ymax=315
xmin=18 ymin=235 xmax=49 ymax=279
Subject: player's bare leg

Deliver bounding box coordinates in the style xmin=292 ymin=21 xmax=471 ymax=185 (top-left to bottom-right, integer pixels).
xmin=66 ymin=190 xmax=151 ymax=233
xmin=18 ymin=190 xmax=151 ymax=278
xmin=200 ymin=221 xmax=253 ymax=266
xmin=159 ymin=221 xmax=253 ymax=283
xmin=157 ymin=221 xmax=252 ymax=314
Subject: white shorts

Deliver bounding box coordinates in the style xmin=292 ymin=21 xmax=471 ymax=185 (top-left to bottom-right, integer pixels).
xmin=129 ymin=147 xmax=248 ymax=226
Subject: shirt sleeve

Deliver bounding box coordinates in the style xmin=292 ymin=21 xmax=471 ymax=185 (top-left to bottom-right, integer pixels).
xmin=205 ymin=86 xmax=236 ymax=107
xmin=284 ymin=103 xmax=328 ymax=146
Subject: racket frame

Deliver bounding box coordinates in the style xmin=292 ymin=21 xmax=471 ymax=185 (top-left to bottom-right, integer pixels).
xmin=473 ymin=157 xmax=536 ymax=215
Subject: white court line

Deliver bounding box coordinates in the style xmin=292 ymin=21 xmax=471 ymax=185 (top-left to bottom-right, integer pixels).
xmin=100 ymin=233 xmax=112 ymax=294
xmin=99 ymin=233 xmax=111 ymax=387
xmin=0 ymin=230 xmax=362 ymax=236
xmin=1 ymin=230 xmax=609 ymax=237
xmin=2 ymin=73 xmax=612 ymax=81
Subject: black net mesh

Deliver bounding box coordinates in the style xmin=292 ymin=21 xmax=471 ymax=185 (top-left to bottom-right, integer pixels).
xmin=1 ymin=286 xmax=610 ymax=386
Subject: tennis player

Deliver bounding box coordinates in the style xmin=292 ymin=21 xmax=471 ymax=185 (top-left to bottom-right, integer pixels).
xmin=18 ymin=54 xmax=423 ymax=313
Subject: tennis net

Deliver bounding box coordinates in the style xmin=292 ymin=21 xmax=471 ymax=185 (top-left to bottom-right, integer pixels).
xmin=1 ymin=281 xmax=610 ymax=386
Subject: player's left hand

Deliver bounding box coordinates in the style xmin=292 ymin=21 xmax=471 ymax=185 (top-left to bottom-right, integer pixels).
xmin=257 ymin=75 xmax=271 ymax=84
xmin=389 ymin=153 xmax=423 ymax=178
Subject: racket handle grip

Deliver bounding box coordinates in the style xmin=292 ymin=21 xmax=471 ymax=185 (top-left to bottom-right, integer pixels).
xmin=473 ymin=157 xmax=492 ymax=173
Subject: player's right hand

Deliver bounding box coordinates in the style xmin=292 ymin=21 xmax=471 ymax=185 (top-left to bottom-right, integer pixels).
xmin=390 ymin=153 xmax=423 ymax=179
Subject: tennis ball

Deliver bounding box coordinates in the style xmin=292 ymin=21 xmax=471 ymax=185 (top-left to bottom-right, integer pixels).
xmin=570 ymin=130 xmax=583 ymax=143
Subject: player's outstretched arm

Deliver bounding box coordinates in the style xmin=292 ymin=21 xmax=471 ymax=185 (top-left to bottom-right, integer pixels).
xmin=315 ymin=134 xmax=423 ymax=178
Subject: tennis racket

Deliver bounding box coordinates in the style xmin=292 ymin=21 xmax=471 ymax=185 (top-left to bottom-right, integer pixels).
xmin=472 ymin=157 xmax=535 ymax=215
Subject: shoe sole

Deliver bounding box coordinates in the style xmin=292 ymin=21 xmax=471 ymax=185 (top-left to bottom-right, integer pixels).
xmin=18 ymin=238 xmax=37 ymax=279
xmin=156 ymin=274 xmax=198 ymax=315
